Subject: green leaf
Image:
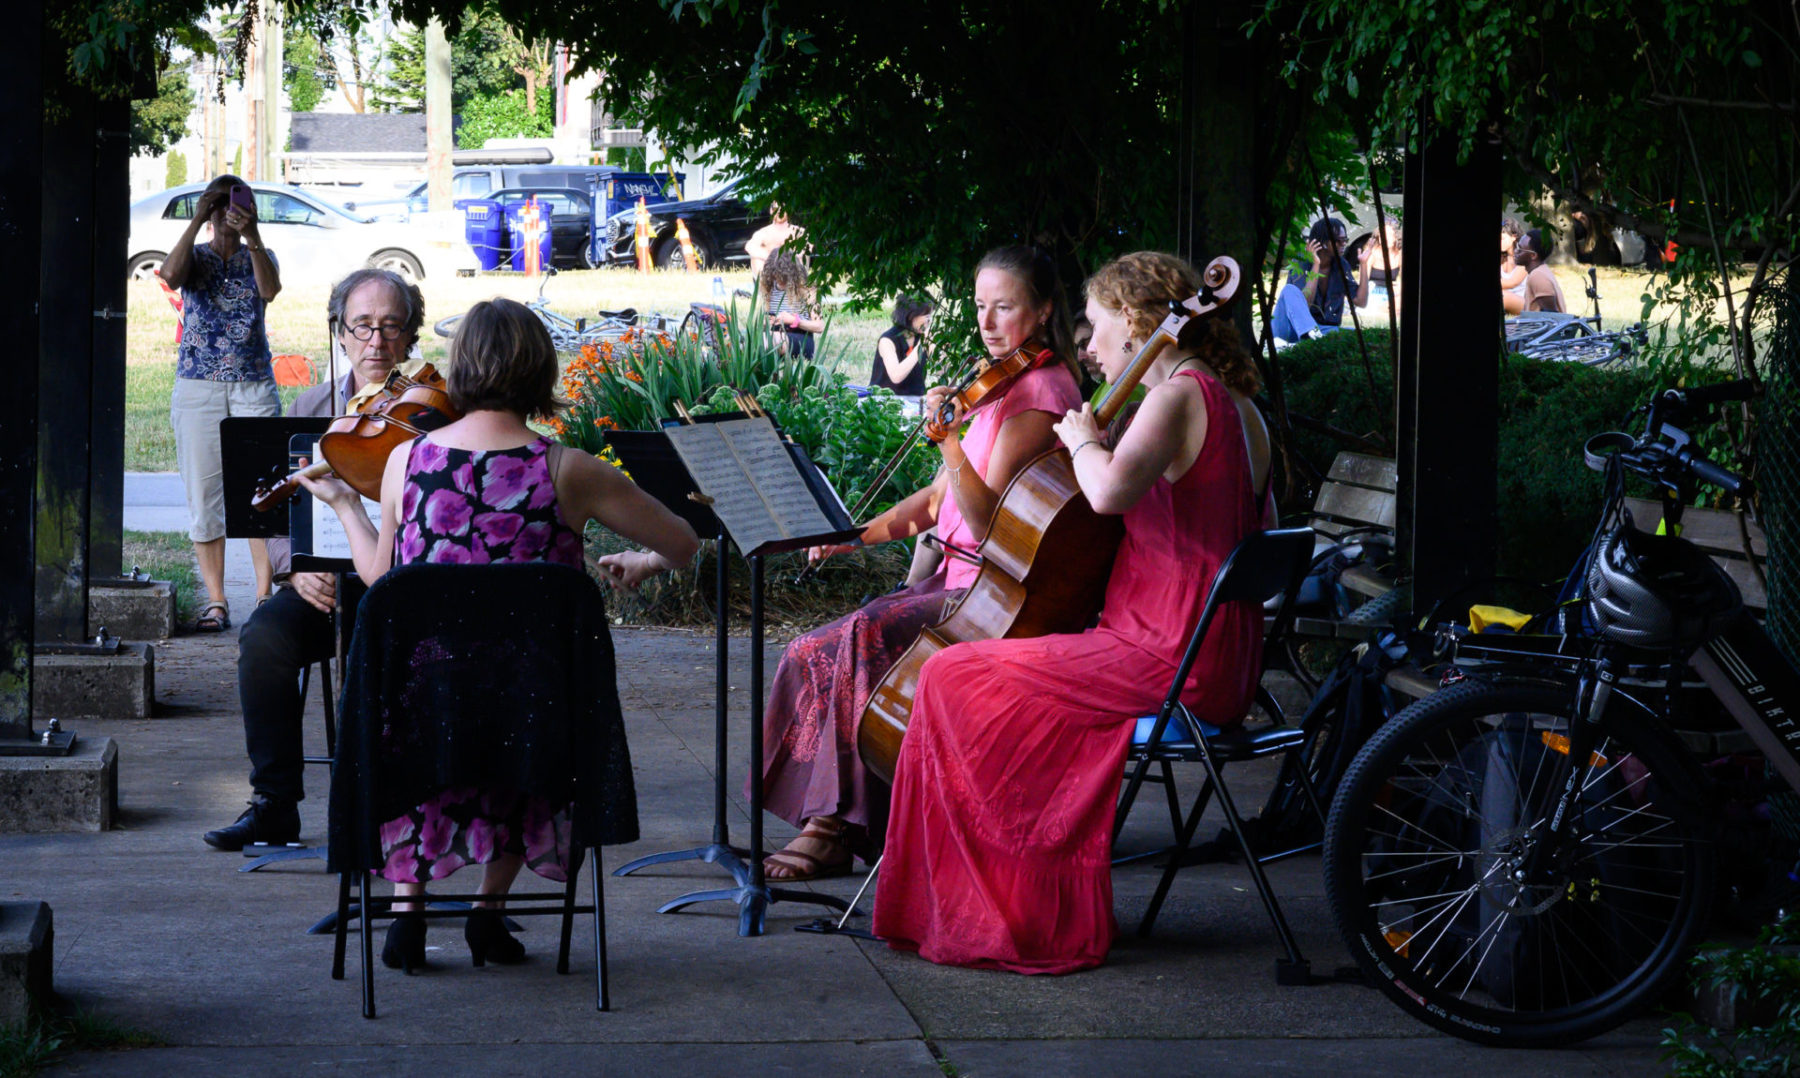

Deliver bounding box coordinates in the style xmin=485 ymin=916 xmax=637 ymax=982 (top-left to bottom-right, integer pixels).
xmin=1743 ymin=49 xmax=1762 ymax=68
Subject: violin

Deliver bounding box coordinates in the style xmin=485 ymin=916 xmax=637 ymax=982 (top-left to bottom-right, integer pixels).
xmin=791 ymin=340 xmax=1053 ymax=586
xmin=848 ymin=340 xmax=1053 ymax=524
xmin=858 ymin=257 xmax=1242 ymax=782
xmin=250 ymin=363 xmax=461 ymax=512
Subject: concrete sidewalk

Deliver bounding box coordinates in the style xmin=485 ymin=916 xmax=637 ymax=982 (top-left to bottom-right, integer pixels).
xmin=16 ymin=487 xmax=1661 ymax=1074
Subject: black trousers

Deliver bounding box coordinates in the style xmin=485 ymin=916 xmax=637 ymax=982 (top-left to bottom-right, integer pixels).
xmin=235 ymin=582 xmax=360 ymax=804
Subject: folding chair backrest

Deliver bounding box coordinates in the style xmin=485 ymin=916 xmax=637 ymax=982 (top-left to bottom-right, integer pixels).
xmin=1208 ymin=527 xmax=1317 ymax=608
xmin=1164 ymin=528 xmax=1317 ymax=705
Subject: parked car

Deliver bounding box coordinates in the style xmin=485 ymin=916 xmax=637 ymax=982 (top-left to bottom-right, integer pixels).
xmin=126 ymin=182 xmax=434 ymax=282
xmin=344 ymin=166 xmax=623 ymax=221
xmin=481 ymin=187 xmax=594 ymax=268
xmin=596 ymin=179 xmax=771 ymax=268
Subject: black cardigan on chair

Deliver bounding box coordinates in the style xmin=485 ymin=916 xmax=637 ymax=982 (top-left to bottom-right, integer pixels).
xmin=327 ymin=562 xmax=639 ymax=874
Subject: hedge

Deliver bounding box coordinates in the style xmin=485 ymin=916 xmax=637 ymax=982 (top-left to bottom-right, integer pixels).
xmin=1270 ymin=329 xmax=1654 ymax=584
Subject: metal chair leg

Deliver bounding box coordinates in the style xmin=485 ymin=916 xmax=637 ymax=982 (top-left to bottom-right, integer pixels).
xmin=332 ymin=872 xmax=351 ymax=980
xmin=358 ymin=872 xmax=377 ymax=1019
xmin=594 ymin=851 xmax=610 ymax=1012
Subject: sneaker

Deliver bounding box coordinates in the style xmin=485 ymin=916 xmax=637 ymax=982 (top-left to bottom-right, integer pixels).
xmin=203 ymin=798 xmax=300 ymax=851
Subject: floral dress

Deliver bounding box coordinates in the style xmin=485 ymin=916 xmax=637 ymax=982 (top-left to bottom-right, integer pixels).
xmin=376 ymin=435 xmax=586 ymax=884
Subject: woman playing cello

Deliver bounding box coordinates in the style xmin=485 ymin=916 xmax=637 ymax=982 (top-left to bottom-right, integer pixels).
xmin=874 ymin=251 xmax=1274 ymax=973
xmin=757 ymin=246 xmax=1083 ymax=881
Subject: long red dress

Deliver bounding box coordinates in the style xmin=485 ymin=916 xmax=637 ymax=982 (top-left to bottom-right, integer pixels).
xmin=872 ymin=370 xmax=1265 ymax=973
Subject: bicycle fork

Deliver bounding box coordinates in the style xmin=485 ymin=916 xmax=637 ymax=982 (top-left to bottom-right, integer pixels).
xmin=1523 ymin=659 xmax=1618 ymax=883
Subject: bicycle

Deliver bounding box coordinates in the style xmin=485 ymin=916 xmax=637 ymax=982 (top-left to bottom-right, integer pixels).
xmin=1321 ymin=379 xmax=1796 ymax=1047
xmin=432 ymin=270 xmax=668 ymax=353
xmin=1516 ymin=322 xmax=1647 ymax=367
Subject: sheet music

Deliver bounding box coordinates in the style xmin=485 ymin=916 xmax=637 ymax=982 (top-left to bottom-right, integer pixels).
xmin=665 ymin=417 xmax=838 ymax=554
xmin=304 ymin=438 xmax=381 ymax=560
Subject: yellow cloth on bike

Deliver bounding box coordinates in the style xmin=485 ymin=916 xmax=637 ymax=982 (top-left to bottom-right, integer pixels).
xmin=1468 ymin=604 xmax=1533 ymax=633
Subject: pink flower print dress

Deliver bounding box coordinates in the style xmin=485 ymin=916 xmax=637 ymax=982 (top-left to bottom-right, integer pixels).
xmin=377 ymin=435 xmax=586 ymax=884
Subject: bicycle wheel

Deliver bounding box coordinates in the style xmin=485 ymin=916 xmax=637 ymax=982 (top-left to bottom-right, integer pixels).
xmin=1323 ymin=677 xmax=1713 ymax=1047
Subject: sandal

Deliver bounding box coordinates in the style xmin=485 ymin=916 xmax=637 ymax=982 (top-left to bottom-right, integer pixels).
xmin=763 ymin=817 xmax=858 ymax=882
xmin=194 ymin=600 xmax=231 ymax=633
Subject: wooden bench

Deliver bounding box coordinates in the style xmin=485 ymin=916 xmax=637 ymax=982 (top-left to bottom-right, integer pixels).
xmin=1281 ymin=452 xmax=1399 ymax=643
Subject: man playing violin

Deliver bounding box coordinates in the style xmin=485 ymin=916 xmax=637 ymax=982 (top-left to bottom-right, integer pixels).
xmin=204 ymin=268 xmax=426 ymax=850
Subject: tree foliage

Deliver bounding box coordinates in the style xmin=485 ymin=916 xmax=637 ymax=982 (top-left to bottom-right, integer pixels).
xmin=284 ymin=30 xmax=327 ymax=113
xmin=371 ymin=22 xmax=425 ymax=112
xmin=1260 ymin=0 xmax=1800 ymax=377
xmin=425 ymin=0 xmax=1187 ymax=351
xmin=128 ymin=57 xmax=192 ymax=155
xmin=455 ymin=86 xmax=552 ymax=148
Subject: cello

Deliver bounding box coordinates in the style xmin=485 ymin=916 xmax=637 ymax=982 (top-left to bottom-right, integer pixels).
xmin=857 ymin=256 xmax=1241 ymax=783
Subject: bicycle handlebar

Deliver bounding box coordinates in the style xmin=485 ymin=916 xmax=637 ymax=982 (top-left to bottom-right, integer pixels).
xmin=1671 ymin=379 xmax=1756 ymax=407
xmin=1677 ymin=447 xmax=1751 ymax=496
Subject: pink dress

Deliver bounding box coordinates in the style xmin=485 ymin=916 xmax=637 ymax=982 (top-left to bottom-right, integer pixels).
xmin=756 ymin=363 xmax=1081 ymax=836
xmin=873 ymin=370 xmax=1264 ymax=973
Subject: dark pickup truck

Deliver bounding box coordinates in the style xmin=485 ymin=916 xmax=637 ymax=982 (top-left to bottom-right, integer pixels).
xmin=596 ymin=179 xmax=771 ymax=268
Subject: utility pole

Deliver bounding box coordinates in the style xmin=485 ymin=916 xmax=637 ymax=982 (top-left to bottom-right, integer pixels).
xmin=425 ymin=19 xmax=451 ymax=211
xmin=262 ymin=6 xmax=282 ymax=181
xmin=244 ymin=3 xmax=261 ymax=179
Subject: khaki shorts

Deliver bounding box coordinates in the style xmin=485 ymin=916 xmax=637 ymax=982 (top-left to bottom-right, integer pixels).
xmin=171 ymin=377 xmax=281 ymax=543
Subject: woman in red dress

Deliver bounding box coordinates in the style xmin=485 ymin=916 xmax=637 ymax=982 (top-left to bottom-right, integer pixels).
xmin=874 ymin=251 xmax=1273 ymax=973
xmin=756 ymin=246 xmax=1084 ymax=881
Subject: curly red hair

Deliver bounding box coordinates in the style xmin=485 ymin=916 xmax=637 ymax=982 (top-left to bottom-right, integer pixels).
xmin=1084 ymin=251 xmax=1260 ymax=397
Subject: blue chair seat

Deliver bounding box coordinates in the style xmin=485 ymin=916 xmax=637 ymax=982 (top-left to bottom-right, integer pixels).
xmin=1132 ymin=710 xmax=1307 ymax=759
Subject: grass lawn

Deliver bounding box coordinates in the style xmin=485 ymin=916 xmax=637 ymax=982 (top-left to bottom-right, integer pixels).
xmin=127 ymin=266 xmax=892 ymax=471
xmin=122 ymin=530 xmax=203 ymax=624
xmin=127 ymin=260 xmax=1730 ymax=472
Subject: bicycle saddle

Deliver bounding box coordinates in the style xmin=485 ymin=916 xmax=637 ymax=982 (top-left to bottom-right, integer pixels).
xmin=597 ymin=308 xmax=638 ymax=325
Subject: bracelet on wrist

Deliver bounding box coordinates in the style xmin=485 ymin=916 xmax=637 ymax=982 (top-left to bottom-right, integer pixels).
xmin=1070 ymin=439 xmax=1101 ymax=462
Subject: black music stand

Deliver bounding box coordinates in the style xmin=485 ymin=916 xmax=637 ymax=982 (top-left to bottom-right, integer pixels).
xmin=604 ymin=428 xmax=756 ymax=897
xmin=611 ymin=418 xmax=861 ymax=936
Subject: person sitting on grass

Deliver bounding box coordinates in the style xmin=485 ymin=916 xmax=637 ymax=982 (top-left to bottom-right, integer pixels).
xmin=1513 ymin=229 xmax=1567 ymax=314
xmin=760 ymin=248 xmax=826 ymax=359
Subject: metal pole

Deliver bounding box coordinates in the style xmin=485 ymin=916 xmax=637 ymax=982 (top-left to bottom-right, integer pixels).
xmin=0 ymin=3 xmax=46 ymax=745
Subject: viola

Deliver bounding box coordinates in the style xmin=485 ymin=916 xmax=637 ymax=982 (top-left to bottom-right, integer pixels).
xmin=250 ymin=363 xmax=461 ymax=512
xmin=857 ymin=257 xmax=1242 ymax=783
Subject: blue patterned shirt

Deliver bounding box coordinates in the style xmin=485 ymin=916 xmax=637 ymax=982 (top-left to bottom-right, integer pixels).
xmin=176 ymin=244 xmax=276 ymax=382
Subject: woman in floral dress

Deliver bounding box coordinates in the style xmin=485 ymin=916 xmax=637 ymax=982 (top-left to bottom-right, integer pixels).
xmin=302 ymin=297 xmax=698 ymax=971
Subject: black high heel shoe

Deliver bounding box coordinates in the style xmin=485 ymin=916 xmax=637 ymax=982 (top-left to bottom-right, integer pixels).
xmin=381 ymin=913 xmax=427 ymax=974
xmin=464 ymin=908 xmax=526 ymax=967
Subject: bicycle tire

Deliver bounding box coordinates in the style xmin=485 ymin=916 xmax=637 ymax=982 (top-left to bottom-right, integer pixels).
xmin=433 ymin=314 xmax=463 ymax=339
xmin=1323 ymin=677 xmax=1713 ymax=1047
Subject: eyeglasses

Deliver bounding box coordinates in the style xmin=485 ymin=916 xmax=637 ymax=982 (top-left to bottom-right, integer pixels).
xmin=344 ymin=323 xmax=407 ymax=341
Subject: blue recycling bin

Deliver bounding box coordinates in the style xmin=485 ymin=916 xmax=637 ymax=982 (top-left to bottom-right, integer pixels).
xmin=503 ymin=198 xmax=555 ymax=272
xmin=459 ymin=199 xmax=507 ymax=271
xmin=594 ymin=172 xmax=685 ymax=220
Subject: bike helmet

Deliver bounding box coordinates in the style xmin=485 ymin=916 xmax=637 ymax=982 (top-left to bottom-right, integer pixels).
xmin=1584 ymin=522 xmax=1742 ymax=650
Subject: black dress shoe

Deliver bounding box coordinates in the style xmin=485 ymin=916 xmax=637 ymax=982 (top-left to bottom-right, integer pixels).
xmin=202 ymin=798 xmax=300 ymax=851
xmin=464 ymin=908 xmax=526 ymax=967
xmin=382 ymin=914 xmax=428 ymax=974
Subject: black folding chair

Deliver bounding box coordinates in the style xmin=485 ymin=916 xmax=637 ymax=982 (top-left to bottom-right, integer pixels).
xmin=1112 ymin=526 xmax=1326 ymax=985
xmin=328 ymin=563 xmax=631 ymax=1017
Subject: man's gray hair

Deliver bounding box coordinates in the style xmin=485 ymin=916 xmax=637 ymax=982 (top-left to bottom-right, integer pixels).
xmin=326 ymin=268 xmax=425 ymax=342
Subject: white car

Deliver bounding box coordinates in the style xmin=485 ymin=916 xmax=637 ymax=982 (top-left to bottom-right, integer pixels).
xmin=126 ymin=181 xmax=435 ymax=282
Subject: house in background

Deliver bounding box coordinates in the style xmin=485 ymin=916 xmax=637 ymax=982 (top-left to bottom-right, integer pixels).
xmin=284 ymin=112 xmax=438 ymax=196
